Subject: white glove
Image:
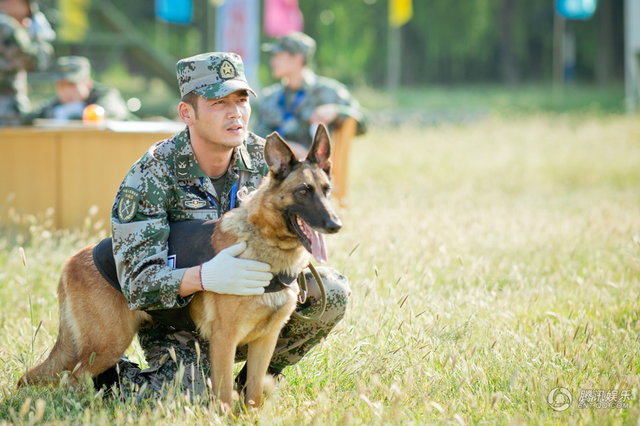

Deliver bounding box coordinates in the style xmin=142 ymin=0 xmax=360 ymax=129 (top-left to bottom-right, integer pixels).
xmin=200 ymin=242 xmax=272 ymax=296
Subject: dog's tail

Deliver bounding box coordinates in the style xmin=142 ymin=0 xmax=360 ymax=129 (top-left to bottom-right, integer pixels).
xmin=18 ymin=247 xmax=146 ymax=388
xmin=18 ymin=279 xmax=78 ymax=387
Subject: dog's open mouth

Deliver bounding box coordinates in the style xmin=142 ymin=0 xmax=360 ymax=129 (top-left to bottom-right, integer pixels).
xmin=288 ymin=214 xmax=327 ymax=263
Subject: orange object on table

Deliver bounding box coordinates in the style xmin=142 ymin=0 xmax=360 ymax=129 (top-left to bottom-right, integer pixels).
xmin=82 ymin=104 xmax=106 ymax=123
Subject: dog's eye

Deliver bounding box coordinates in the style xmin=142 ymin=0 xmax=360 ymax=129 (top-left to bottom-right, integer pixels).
xmin=297 ymin=184 xmax=313 ymax=197
xmin=323 ymin=185 xmax=331 ymax=195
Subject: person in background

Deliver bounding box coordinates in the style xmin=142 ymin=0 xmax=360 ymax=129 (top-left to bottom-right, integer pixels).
xmin=254 ymin=31 xmax=366 ymax=158
xmin=0 ymin=0 xmax=54 ymax=125
xmin=30 ymin=56 xmax=132 ymax=121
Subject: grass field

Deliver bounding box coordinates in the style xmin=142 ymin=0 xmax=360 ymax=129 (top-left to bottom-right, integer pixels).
xmin=1 ymin=113 xmax=639 ymax=424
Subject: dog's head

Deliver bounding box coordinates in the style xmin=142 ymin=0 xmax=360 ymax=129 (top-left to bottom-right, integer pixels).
xmin=263 ymin=124 xmax=342 ymax=263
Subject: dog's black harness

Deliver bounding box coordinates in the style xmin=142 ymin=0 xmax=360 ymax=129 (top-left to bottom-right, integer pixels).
xmin=92 ymin=220 xmax=298 ymax=332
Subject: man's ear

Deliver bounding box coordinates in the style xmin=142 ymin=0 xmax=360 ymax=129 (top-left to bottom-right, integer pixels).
xmin=178 ymin=101 xmax=195 ymax=126
xmin=264 ymin=132 xmax=298 ymax=180
xmin=306 ymin=123 xmax=332 ymax=176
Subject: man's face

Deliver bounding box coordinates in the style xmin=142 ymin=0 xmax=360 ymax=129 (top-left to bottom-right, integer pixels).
xmin=55 ymin=80 xmax=92 ymax=104
xmin=0 ymin=0 xmax=31 ymax=23
xmin=269 ymin=51 xmax=304 ymax=79
xmin=187 ymin=90 xmax=251 ymax=149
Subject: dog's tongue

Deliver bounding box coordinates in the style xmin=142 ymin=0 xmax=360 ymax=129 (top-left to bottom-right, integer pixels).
xmin=301 ymin=220 xmax=328 ymax=263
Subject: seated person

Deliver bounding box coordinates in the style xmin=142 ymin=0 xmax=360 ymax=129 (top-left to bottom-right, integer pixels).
xmin=30 ymin=56 xmax=132 ymax=121
xmin=253 ymin=32 xmax=366 ymax=158
xmin=0 ymin=0 xmax=54 ymax=126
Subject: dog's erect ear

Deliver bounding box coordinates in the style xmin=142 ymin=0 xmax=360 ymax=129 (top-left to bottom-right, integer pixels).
xmin=265 ymin=132 xmax=298 ymax=180
xmin=306 ymin=123 xmax=332 ymax=176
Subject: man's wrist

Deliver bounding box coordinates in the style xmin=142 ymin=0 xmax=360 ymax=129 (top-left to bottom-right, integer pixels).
xmin=178 ymin=266 xmax=205 ymax=297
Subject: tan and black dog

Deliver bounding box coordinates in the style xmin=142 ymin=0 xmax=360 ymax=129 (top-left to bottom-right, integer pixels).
xmin=18 ymin=124 xmax=342 ymax=410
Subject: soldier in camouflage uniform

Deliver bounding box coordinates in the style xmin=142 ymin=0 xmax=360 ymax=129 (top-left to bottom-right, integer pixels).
xmin=28 ymin=56 xmax=132 ymax=121
xmin=254 ymin=32 xmax=367 ymax=158
xmin=0 ymin=0 xmax=54 ymax=125
xmin=102 ymin=52 xmax=350 ymax=399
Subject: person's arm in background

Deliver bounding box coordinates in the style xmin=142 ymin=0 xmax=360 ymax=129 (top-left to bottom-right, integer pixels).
xmin=22 ymin=96 xmax=56 ymax=122
xmin=309 ymin=78 xmax=367 ymax=136
xmin=91 ymin=84 xmax=137 ymax=121
xmin=0 ymin=11 xmax=54 ymax=74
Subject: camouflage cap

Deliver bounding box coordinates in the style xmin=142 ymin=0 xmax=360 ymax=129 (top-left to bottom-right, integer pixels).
xmin=262 ymin=32 xmax=316 ymax=62
xmin=176 ymin=52 xmax=256 ymax=99
xmin=53 ymin=56 xmax=91 ymax=82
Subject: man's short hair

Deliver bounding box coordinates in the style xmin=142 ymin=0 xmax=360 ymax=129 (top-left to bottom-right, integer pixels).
xmin=181 ymin=89 xmax=250 ymax=117
xmin=181 ymin=91 xmax=200 ymax=113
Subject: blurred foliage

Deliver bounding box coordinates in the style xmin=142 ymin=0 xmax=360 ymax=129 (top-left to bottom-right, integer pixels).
xmin=34 ymin=0 xmax=625 ymax=119
xmin=302 ymin=0 xmax=623 ymax=86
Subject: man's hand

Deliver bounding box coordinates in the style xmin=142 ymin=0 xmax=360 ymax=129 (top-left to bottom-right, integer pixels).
xmin=199 ymin=242 xmax=272 ymax=295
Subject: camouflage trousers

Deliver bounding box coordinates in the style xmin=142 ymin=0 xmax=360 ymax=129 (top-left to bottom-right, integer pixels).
xmin=110 ymin=266 xmax=349 ymax=399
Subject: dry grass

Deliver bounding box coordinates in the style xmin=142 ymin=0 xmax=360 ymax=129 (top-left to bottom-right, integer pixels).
xmin=1 ymin=114 xmax=639 ymax=424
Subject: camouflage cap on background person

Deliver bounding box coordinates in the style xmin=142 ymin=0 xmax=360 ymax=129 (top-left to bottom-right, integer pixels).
xmin=176 ymin=52 xmax=256 ymax=99
xmin=262 ymin=32 xmax=316 ymax=63
xmin=53 ymin=56 xmax=91 ymax=82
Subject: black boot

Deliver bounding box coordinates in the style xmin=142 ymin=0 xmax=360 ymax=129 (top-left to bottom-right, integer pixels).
xmin=93 ymin=357 xmax=140 ymax=397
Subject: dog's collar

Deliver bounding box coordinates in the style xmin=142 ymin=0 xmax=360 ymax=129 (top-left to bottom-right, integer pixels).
xmin=264 ymin=272 xmax=298 ymax=293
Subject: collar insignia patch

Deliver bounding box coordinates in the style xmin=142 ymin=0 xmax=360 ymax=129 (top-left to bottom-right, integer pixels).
xmin=176 ymin=156 xmax=190 ymax=178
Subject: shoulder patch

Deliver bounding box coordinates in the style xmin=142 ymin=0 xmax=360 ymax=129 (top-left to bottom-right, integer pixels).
xmin=117 ymin=187 xmax=141 ymax=223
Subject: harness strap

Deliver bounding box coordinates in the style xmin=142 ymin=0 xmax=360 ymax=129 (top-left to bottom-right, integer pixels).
xmin=291 ymin=263 xmax=327 ymax=323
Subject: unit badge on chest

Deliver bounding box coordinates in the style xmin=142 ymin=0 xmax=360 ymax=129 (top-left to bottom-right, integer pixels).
xmin=184 ymin=198 xmax=207 ymax=209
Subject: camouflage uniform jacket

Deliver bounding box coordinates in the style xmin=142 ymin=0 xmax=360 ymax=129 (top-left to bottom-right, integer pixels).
xmin=111 ymin=128 xmax=268 ymax=311
xmin=0 ymin=12 xmax=53 ymax=125
xmin=253 ymin=69 xmax=367 ymax=148
xmin=29 ymin=83 xmax=132 ymax=121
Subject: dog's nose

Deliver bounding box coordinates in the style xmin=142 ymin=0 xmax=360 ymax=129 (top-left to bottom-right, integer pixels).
xmin=324 ymin=218 xmax=342 ymax=233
